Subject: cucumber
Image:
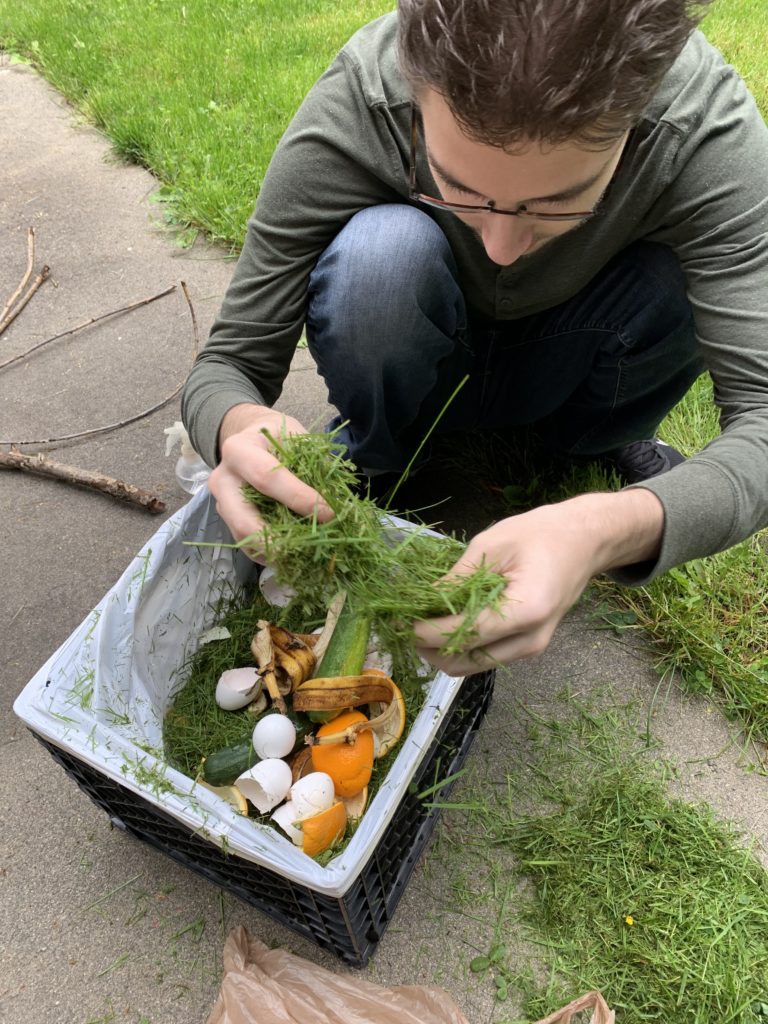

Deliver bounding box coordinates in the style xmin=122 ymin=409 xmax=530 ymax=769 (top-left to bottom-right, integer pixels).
xmin=309 ymin=595 xmax=371 ymax=722
xmin=202 ymin=742 xmax=259 ymax=786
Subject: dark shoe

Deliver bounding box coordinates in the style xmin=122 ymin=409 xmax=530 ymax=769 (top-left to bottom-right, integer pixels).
xmin=609 ymin=439 xmax=686 ymax=483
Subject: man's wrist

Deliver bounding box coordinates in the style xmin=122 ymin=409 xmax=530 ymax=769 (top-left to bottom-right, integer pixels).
xmin=567 ymin=487 xmax=665 ymax=574
xmin=218 ymin=403 xmax=268 ymax=449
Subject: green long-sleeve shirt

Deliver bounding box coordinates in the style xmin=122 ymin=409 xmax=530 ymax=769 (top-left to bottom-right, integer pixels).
xmin=182 ymin=13 xmax=768 ymax=584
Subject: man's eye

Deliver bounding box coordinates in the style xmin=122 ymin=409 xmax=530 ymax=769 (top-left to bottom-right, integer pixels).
xmin=448 ymin=183 xmax=478 ymax=198
xmin=531 ymin=197 xmax=574 ymax=210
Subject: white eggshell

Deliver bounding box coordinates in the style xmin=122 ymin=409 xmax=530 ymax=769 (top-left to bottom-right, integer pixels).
xmin=215 ymin=667 xmax=261 ymax=711
xmin=290 ymin=772 xmax=335 ymax=820
xmin=252 ymin=714 xmax=297 ymax=759
xmin=235 ymin=759 xmax=293 ymax=814
xmin=199 ymin=625 xmax=232 ymax=646
xmin=258 ymin=566 xmax=297 ymax=607
xmin=271 ymin=800 xmax=304 ymax=846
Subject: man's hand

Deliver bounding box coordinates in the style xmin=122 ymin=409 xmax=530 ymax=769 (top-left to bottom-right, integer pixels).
xmin=413 ymin=488 xmax=665 ymax=675
xmin=208 ymin=403 xmax=333 ymax=557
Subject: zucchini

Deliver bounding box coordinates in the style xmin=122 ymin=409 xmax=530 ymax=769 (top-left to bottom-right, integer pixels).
xmin=202 ymin=742 xmax=259 ymax=786
xmin=317 ymin=594 xmax=371 ymax=677
xmin=309 ymin=595 xmax=371 ymax=722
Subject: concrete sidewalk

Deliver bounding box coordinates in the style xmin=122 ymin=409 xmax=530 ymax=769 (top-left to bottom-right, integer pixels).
xmin=2 ymin=59 xmax=765 ymax=1024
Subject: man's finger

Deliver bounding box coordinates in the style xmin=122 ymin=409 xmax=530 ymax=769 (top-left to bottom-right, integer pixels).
xmin=418 ymin=626 xmax=550 ymax=675
xmin=213 ymin=485 xmax=267 ymax=548
xmin=224 ymin=441 xmax=333 ymax=522
xmin=413 ymin=597 xmax=514 ymax=650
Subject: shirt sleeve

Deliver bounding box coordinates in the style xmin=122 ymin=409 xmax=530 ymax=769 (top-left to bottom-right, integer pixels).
xmin=181 ymin=52 xmax=408 ymax=469
xmin=612 ymin=63 xmax=768 ymax=585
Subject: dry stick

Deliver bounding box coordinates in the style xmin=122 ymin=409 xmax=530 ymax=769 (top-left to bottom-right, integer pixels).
xmin=0 ymin=265 xmax=50 ymax=337
xmin=0 ymin=449 xmax=167 ymax=514
xmin=0 ymin=227 xmax=35 ymax=325
xmin=0 ymin=280 xmax=199 ymax=447
xmin=0 ymin=283 xmax=177 ymax=373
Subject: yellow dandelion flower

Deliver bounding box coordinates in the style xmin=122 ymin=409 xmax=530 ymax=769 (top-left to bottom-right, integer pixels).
xmin=624 ymin=915 xmax=635 ymax=926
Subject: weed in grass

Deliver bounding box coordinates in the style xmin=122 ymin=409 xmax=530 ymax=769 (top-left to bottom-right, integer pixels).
xmin=478 ymin=698 xmax=768 ymax=1024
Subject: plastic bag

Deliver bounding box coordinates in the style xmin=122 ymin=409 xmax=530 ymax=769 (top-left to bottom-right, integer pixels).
xmin=532 ymin=991 xmax=615 ymax=1024
xmin=206 ymin=927 xmax=470 ymax=1024
xmin=207 ymin=928 xmax=615 ymax=1024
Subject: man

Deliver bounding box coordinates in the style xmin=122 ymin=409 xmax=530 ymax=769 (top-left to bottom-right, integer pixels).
xmin=182 ymin=0 xmax=768 ymax=675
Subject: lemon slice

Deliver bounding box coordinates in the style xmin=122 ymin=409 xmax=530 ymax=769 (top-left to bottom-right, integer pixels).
xmin=196 ymin=778 xmax=249 ymax=815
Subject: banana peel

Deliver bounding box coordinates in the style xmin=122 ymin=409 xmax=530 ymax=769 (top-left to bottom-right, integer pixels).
xmin=251 ymin=620 xmax=317 ymax=714
xmin=294 ymin=673 xmax=406 ymax=758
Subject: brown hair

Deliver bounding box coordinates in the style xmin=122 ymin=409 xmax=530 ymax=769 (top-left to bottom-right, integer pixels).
xmin=398 ymin=0 xmax=713 ymax=148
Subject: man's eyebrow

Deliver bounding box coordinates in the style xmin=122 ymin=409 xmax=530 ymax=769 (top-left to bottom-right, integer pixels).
xmin=426 ymin=147 xmax=614 ymax=205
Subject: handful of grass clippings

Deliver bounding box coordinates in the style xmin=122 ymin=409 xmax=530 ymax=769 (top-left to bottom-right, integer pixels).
xmin=241 ymin=429 xmax=506 ymax=667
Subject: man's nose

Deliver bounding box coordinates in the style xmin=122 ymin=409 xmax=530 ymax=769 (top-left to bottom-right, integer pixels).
xmin=480 ymin=215 xmax=535 ymax=266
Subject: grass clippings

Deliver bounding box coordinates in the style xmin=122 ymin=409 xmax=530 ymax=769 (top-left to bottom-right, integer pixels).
xmin=240 ymin=428 xmax=507 ymax=664
xmin=481 ymin=698 xmax=768 ymax=1024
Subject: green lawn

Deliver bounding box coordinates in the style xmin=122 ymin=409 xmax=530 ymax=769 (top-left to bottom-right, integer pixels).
xmin=0 ymin=0 xmax=393 ymax=246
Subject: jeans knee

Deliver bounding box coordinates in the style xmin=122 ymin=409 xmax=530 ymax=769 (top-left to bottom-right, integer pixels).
xmin=307 ymin=205 xmax=462 ymax=354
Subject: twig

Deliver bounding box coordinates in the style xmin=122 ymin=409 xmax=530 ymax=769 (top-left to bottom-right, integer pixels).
xmin=0 ymin=283 xmax=177 ymax=373
xmin=181 ymin=279 xmax=200 ymax=351
xmin=0 ymin=227 xmax=35 ymax=325
xmin=0 ymin=265 xmax=50 ymax=337
xmin=0 ymin=449 xmax=167 ymax=513
xmin=0 ymin=280 xmax=199 ymax=447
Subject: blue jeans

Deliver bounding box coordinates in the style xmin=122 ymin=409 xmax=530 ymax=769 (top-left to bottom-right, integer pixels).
xmin=306 ymin=205 xmax=703 ymax=473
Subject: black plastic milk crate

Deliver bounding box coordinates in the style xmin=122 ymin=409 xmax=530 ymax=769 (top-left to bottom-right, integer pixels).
xmin=32 ymin=669 xmax=494 ymax=966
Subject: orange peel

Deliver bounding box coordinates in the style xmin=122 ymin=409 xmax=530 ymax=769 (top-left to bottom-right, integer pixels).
xmin=310 ymin=710 xmax=374 ymax=797
xmin=300 ymin=800 xmax=347 ymax=858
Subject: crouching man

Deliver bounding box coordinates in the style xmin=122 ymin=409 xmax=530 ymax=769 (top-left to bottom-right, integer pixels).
xmin=182 ymin=0 xmax=768 ymax=673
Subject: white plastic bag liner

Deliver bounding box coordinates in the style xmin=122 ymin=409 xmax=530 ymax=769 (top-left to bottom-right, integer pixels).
xmin=14 ymin=487 xmax=465 ymax=896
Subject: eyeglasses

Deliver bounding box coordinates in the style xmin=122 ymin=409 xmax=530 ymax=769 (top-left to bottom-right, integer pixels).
xmin=409 ymin=107 xmax=599 ymax=223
